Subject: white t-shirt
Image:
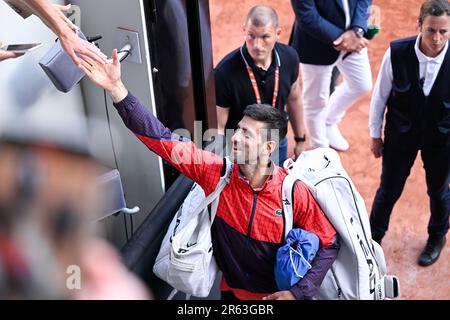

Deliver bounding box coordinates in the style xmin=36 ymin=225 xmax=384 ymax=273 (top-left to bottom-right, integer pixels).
xmin=341 ymin=0 xmax=351 ymax=28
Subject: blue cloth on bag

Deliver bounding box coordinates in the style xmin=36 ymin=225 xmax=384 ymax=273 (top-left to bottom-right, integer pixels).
xmin=275 ymin=228 xmax=320 ymax=291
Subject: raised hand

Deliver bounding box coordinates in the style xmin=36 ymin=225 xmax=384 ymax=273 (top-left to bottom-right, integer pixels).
xmin=79 ymin=49 xmax=128 ymax=103
xmin=59 ymin=28 xmax=107 ymax=67
xmin=24 ymin=0 xmax=107 ymax=66
xmin=52 ymin=3 xmax=107 ymax=66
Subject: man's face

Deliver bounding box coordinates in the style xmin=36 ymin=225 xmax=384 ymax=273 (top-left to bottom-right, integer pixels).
xmin=243 ymin=21 xmax=280 ymax=65
xmin=230 ymin=116 xmax=275 ymax=165
xmin=420 ymin=14 xmax=450 ymax=57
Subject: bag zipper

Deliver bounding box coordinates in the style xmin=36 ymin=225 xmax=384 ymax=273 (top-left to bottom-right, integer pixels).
xmin=330 ymin=267 xmax=342 ymax=298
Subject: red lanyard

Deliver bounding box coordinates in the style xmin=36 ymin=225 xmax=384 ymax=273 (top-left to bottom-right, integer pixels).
xmin=240 ymin=47 xmax=280 ymax=108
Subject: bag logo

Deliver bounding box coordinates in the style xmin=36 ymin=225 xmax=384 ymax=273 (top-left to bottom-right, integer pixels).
xmin=186 ymin=242 xmax=197 ymax=248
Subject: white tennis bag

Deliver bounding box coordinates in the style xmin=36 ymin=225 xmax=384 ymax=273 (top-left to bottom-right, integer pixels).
xmin=153 ymin=158 xmax=233 ymax=299
xmin=282 ymin=148 xmax=400 ymax=300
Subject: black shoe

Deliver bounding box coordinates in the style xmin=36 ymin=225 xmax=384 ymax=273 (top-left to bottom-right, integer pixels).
xmin=418 ymin=237 xmax=446 ymax=267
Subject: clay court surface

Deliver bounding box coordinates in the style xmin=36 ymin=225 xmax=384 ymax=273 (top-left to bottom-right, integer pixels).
xmin=209 ymin=0 xmax=449 ymax=299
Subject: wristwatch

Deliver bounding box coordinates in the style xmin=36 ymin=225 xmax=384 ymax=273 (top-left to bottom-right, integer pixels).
xmin=294 ymin=134 xmax=306 ymax=143
xmin=352 ymin=27 xmax=365 ymax=39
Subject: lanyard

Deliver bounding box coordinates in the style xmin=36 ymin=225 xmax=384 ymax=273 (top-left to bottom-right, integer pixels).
xmin=240 ymin=46 xmax=280 ymax=108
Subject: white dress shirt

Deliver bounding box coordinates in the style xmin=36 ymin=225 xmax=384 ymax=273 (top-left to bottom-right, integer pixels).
xmin=341 ymin=0 xmax=351 ymax=29
xmin=369 ymin=35 xmax=449 ymax=138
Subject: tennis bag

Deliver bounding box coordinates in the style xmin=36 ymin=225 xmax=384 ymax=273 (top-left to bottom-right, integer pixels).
xmin=282 ymin=148 xmax=400 ymax=300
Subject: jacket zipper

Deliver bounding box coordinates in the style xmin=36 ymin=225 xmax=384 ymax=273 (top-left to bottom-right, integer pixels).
xmin=242 ymin=192 xmax=259 ymax=278
xmin=247 ymin=192 xmax=259 ymax=237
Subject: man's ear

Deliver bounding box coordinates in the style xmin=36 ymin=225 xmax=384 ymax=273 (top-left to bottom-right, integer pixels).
xmin=276 ymin=27 xmax=282 ymax=39
xmin=264 ymin=140 xmax=277 ymax=156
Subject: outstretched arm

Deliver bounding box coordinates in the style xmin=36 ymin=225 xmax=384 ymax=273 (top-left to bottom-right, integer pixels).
xmin=24 ymin=0 xmax=107 ymax=65
xmin=79 ymin=51 xmax=223 ymax=195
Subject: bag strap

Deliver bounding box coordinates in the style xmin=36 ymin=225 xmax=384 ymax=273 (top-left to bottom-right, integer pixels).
xmin=166 ymin=288 xmax=192 ymax=300
xmin=188 ymin=157 xmax=233 ymax=223
xmin=281 ymin=155 xmax=318 ymax=240
xmin=210 ymin=157 xmax=233 ymax=222
xmin=281 ymin=173 xmax=297 ymax=240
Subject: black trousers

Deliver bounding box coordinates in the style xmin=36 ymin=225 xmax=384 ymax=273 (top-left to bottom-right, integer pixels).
xmin=370 ymin=136 xmax=450 ymax=241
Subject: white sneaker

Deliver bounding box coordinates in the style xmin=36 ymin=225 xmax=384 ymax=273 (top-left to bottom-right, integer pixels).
xmin=326 ymin=124 xmax=349 ymax=151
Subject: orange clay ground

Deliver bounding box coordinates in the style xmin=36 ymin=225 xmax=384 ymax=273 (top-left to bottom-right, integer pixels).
xmin=209 ymin=0 xmax=449 ymax=299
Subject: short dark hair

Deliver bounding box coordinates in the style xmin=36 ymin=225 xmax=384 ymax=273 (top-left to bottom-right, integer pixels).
xmin=246 ymin=5 xmax=279 ymax=28
xmin=418 ymin=0 xmax=450 ymax=26
xmin=243 ymin=104 xmax=287 ymax=141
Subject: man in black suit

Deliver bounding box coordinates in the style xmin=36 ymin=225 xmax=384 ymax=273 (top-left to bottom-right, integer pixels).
xmin=369 ymin=0 xmax=449 ymax=266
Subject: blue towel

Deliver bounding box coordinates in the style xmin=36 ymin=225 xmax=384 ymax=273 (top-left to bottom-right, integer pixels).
xmin=275 ymin=228 xmax=320 ymax=291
